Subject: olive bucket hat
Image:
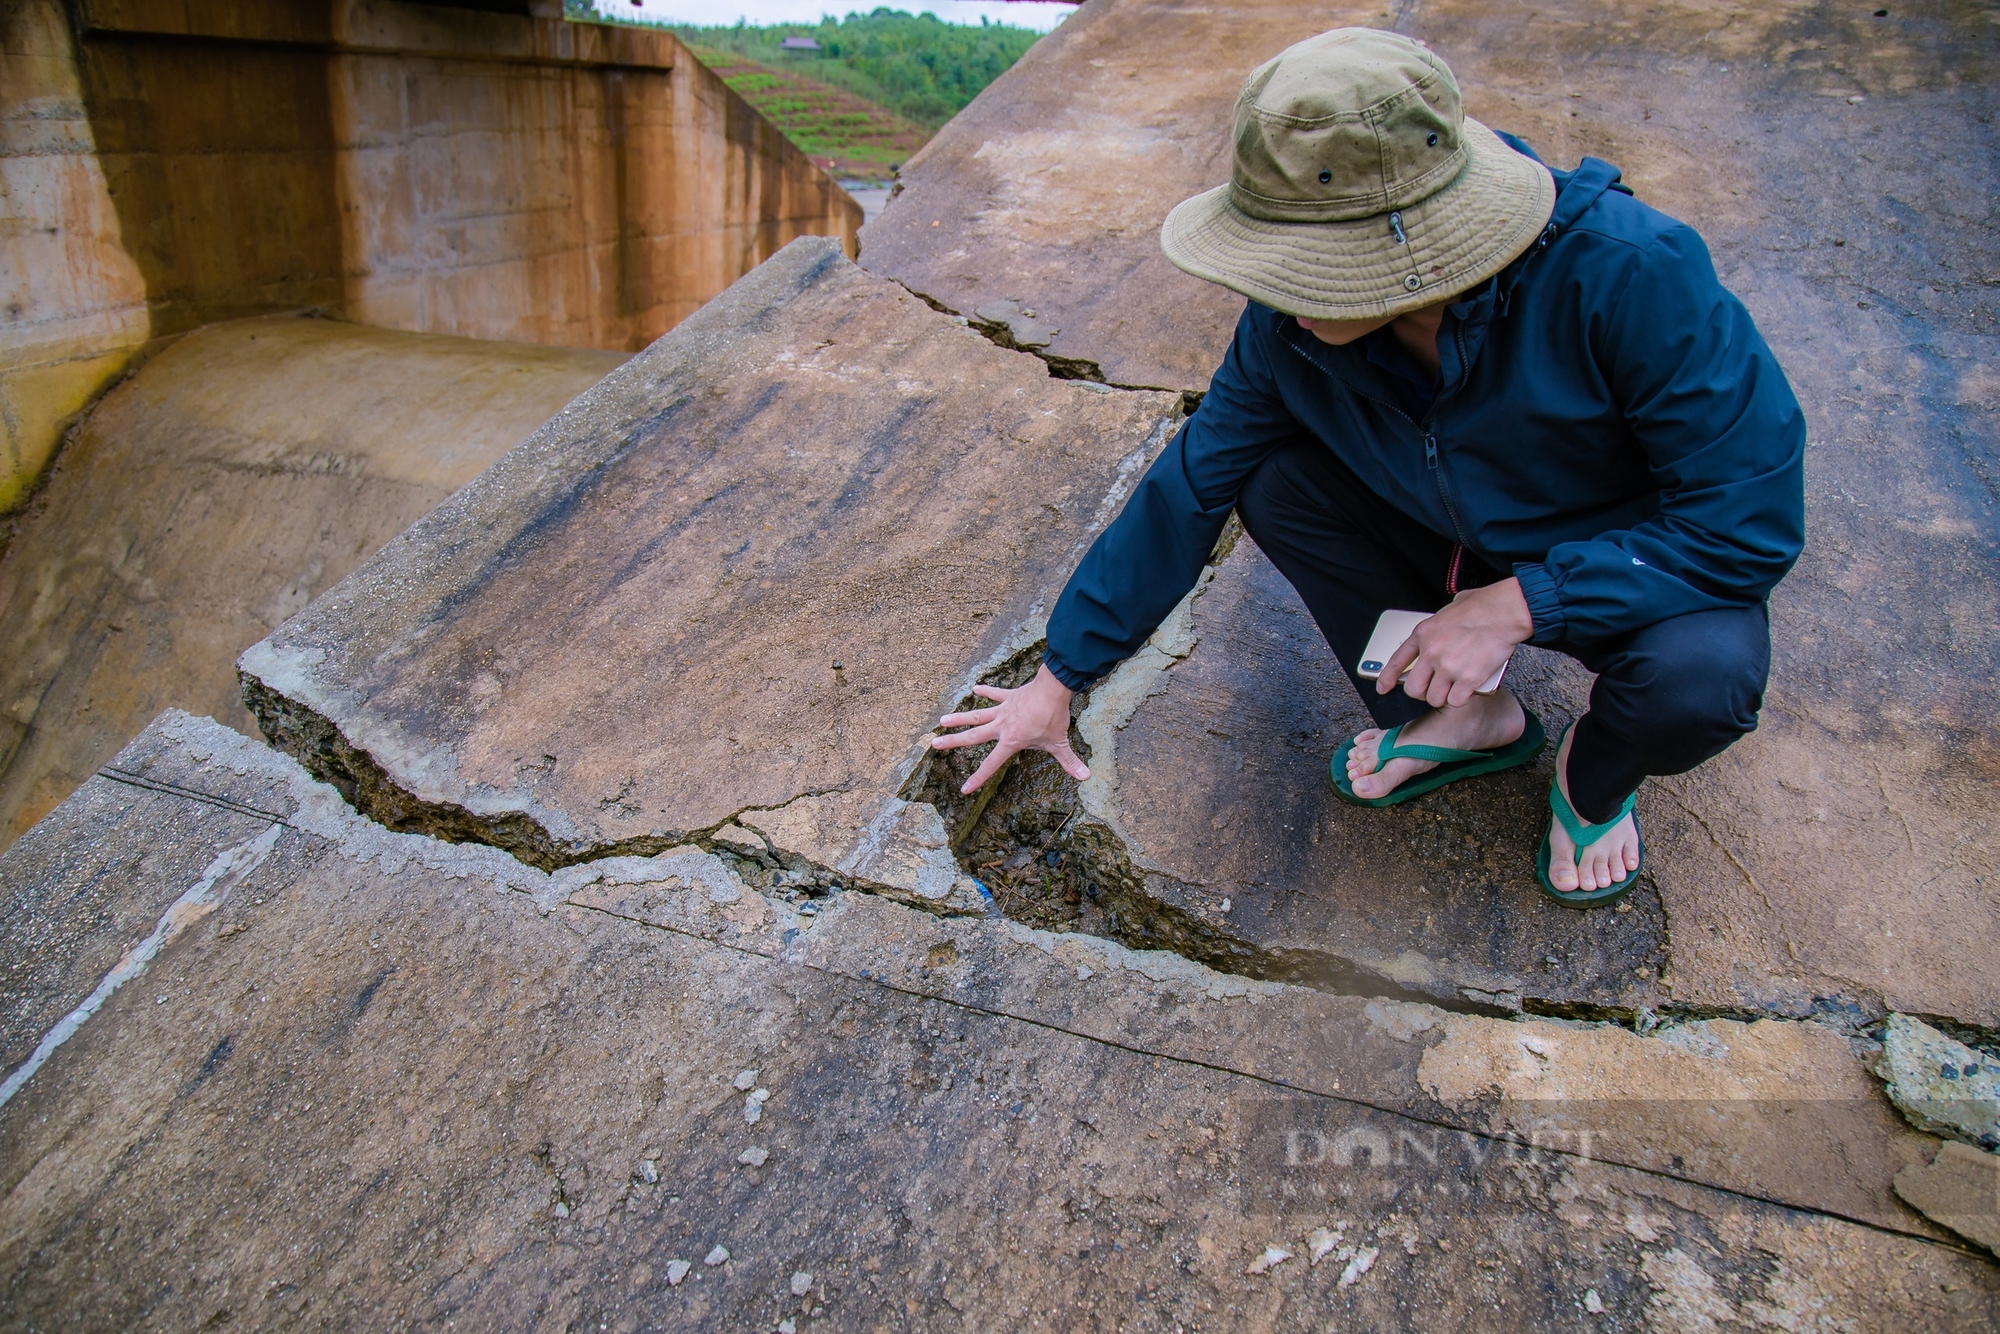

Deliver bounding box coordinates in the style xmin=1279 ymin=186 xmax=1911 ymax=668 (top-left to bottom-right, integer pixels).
xmin=1160 ymin=28 xmax=1555 ymax=319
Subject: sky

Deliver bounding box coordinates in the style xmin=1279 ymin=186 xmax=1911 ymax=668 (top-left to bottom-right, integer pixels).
xmin=582 ymin=0 xmax=1075 ymax=34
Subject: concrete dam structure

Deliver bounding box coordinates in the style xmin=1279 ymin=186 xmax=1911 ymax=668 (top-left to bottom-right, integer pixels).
xmin=0 ymin=0 xmax=859 ymax=841
xmin=1 ymin=0 xmax=1996 ymax=1328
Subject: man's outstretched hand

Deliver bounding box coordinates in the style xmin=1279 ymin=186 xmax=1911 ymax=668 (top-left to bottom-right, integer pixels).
xmin=931 ymin=663 xmax=1088 ymax=795
xmin=1380 ymin=577 xmax=1536 ymax=708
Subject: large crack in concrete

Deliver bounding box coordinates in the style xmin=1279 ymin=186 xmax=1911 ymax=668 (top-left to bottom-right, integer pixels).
xmin=892 ymin=279 xmax=1206 ymax=416
xmin=241 ymin=671 xmax=989 ymax=921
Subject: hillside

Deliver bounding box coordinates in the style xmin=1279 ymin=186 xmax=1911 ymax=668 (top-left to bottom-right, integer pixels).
xmin=675 ymin=11 xmax=1041 ymax=131
xmin=690 ymin=49 xmax=929 ymax=184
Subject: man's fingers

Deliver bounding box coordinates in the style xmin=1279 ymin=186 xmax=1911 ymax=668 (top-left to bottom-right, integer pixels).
xmin=1381 ymin=634 xmax=1422 ymax=684
xmin=1049 ymin=741 xmax=1091 ymax=783
xmin=938 ymin=705 xmax=999 ymax=728
xmin=960 ymin=740 xmax=1020 ymax=794
xmin=1400 ymin=659 xmax=1435 ymax=704
xmin=930 ymin=723 xmax=998 ymax=751
xmin=970 ymin=683 xmax=1014 ymax=703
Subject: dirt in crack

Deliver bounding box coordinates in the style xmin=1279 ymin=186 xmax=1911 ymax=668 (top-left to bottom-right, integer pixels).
xmin=909 ymin=644 xmax=1101 ymax=933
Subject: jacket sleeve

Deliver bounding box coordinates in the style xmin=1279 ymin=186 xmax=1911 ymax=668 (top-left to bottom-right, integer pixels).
xmin=1043 ymin=306 xmax=1305 ymax=689
xmin=1512 ymin=225 xmax=1806 ymax=645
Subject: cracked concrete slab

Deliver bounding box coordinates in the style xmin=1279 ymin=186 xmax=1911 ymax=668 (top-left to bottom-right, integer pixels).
xmin=865 ymin=0 xmax=2000 ymax=1031
xmin=0 ymin=314 xmax=627 ymax=851
xmin=239 ymin=236 xmax=1181 ymax=870
xmin=2 ymin=711 xmax=1995 ymax=1326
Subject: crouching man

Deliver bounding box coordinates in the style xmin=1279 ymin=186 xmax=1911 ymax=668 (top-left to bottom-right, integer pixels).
xmin=933 ymin=28 xmax=1804 ymax=907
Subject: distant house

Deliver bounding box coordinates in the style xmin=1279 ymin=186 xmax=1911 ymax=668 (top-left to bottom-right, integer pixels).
xmin=779 ymin=36 xmax=820 ymax=52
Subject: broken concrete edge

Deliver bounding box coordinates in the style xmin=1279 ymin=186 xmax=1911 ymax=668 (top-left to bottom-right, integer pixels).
xmin=87 ymin=711 xmax=1347 ymax=1001
xmin=891 ymin=277 xmax=1207 ymax=416
xmin=233 ymin=676 xmax=987 ymax=919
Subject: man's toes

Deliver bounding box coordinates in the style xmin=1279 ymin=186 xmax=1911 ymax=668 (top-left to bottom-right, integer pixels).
xmin=1354 ymin=757 xmax=1409 ymax=797
xmin=1548 ymin=839 xmax=1579 ymax=891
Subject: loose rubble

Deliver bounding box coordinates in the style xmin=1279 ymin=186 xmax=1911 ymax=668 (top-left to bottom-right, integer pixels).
xmin=1874 ymin=1014 xmax=2000 ymax=1149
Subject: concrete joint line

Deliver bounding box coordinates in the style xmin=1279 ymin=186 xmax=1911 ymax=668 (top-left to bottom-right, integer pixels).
xmin=98 ymin=766 xmax=294 ymax=828
xmin=0 ymin=823 xmax=282 ymax=1111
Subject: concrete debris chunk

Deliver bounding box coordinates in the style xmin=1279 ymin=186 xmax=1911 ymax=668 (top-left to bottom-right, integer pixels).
xmin=1584 ymin=1288 xmax=1606 ymax=1314
xmin=705 ymin=1245 xmax=730 ymax=1266
xmin=639 ymin=1159 xmax=659 ymax=1184
xmin=665 ymin=1259 xmax=691 ymax=1287
xmin=1245 ymin=1245 xmax=1293 ymax=1275
xmin=1305 ymin=1225 xmax=1346 ymax=1266
xmin=779 ymin=1322 xmax=796 ymax=1334
xmin=1338 ymin=1246 xmax=1379 ymax=1288
xmin=971 ymin=299 xmax=1058 ymax=349
xmin=737 ymin=1146 xmax=770 ymax=1167
xmin=790 ymin=1270 xmax=814 ymax=1296
xmin=744 ymin=1099 xmax=763 ymax=1125
xmin=1873 ymin=1014 xmax=2000 ymax=1149
xmin=1892 ymin=1141 xmax=2000 ymax=1254
xmin=734 ymin=1069 xmax=760 ymax=1091
xmin=712 ymin=824 xmax=768 ymax=857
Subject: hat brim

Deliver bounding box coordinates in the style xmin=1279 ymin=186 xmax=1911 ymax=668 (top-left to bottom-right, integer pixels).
xmin=1159 ymin=119 xmax=1556 ymax=320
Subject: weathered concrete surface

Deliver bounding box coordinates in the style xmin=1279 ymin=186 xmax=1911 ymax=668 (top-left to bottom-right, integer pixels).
xmin=239 ymin=236 xmax=1183 ymax=869
xmin=867 ymin=0 xmax=2000 ymax=1029
xmin=2 ymin=711 xmax=1994 ymax=1327
xmin=0 ymin=0 xmax=859 ymax=510
xmin=0 ymin=314 xmax=625 ymax=849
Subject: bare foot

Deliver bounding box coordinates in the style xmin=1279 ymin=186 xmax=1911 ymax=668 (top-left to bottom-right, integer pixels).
xmin=1345 ymin=690 xmax=1526 ymax=800
xmin=1545 ymin=721 xmax=1641 ymax=894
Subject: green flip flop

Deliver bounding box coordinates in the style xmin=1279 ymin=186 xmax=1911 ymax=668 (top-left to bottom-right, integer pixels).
xmin=1535 ymin=774 xmax=1645 ymax=908
xmin=1329 ymin=708 xmax=1546 ymax=808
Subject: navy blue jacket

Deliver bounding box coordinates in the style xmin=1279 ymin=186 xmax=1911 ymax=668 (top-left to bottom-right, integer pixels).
xmin=1044 ymin=146 xmax=1806 ymax=690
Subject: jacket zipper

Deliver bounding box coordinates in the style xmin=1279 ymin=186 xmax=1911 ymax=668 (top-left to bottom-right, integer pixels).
xmin=1421 ymin=428 xmax=1474 ymax=548
xmin=1426 ymin=323 xmax=1477 ymax=548
xmin=1281 ymin=321 xmax=1477 ymax=548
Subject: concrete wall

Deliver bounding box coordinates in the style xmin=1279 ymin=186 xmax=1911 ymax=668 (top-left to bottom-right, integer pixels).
xmin=0 ymin=0 xmax=861 ymax=510
xmin=0 ymin=0 xmax=152 ymax=515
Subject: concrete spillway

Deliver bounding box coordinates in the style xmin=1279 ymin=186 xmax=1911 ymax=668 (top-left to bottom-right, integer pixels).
xmin=1 ymin=0 xmax=1997 ymax=1326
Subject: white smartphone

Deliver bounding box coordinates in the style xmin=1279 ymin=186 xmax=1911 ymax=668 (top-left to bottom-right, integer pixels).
xmin=1357 ymin=609 xmax=1510 ymax=695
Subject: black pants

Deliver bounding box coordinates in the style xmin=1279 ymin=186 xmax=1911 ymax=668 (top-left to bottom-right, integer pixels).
xmin=1236 ymin=440 xmax=1769 ymax=824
